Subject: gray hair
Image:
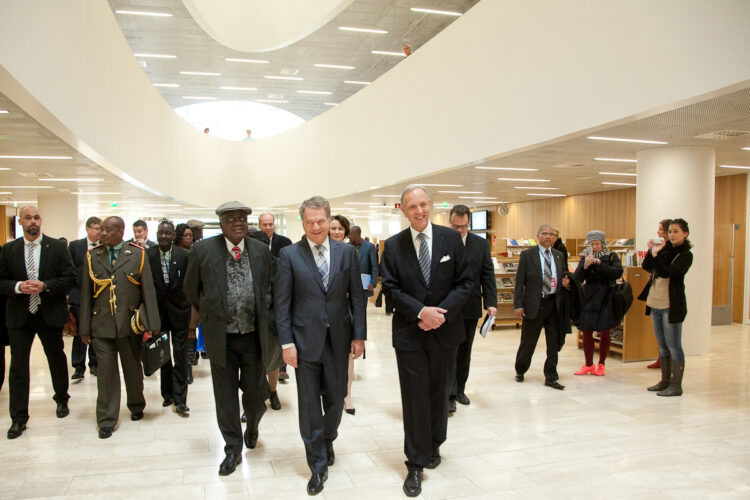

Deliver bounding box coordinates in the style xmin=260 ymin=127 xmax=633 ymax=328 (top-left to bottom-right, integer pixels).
xmin=258 ymin=212 xmax=275 ymax=222
xmin=400 ymin=184 xmax=431 ymax=206
xmin=537 ymin=224 xmax=554 ymax=236
xmin=299 ymin=196 xmax=331 ymax=219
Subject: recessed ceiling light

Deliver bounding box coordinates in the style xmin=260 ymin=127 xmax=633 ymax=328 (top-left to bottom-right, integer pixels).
xmin=0 ymin=168 xmax=11 ymax=171
xmin=598 ymin=171 xmax=637 ymax=176
xmin=602 ymin=182 xmax=637 ymax=186
xmin=180 ymin=71 xmax=221 ymax=76
xmin=372 ymin=194 xmax=401 ymax=198
xmin=718 ymin=165 xmax=750 ymax=170
xmin=742 ymin=147 xmax=750 ymax=151
xmin=134 ymin=53 xmax=176 ymax=59
xmin=0 ymin=192 xmax=12 ymax=194
xmin=39 ymin=178 xmax=104 ymax=182
xmin=371 ymin=50 xmax=406 ymax=57
xmin=0 ymin=185 xmax=53 ymax=189
xmin=458 ymin=196 xmax=497 ymax=200
xmin=323 ymin=102 xmax=338 ymax=106
xmin=115 ymin=10 xmax=172 ymax=17
xmin=475 ymin=166 xmax=538 ymax=171
xmin=314 ymin=64 xmax=355 ymax=70
xmin=513 ymin=186 xmax=558 ymax=190
xmin=0 ymin=110 xmax=8 ymax=114
xmin=220 ymin=86 xmax=257 ymax=91
xmin=438 ymin=191 xmax=482 ymax=194
xmin=182 ymin=96 xmax=217 ymax=100
xmin=0 ymin=155 xmax=72 ymax=160
xmin=0 ymin=200 xmax=37 ymax=204
xmin=344 ymin=80 xmax=371 ymax=85
xmin=497 ymin=177 xmax=550 ymax=182
xmin=587 ymin=136 xmax=667 ymax=144
xmin=264 ymin=75 xmax=304 ymax=81
xmin=527 ymin=193 xmax=566 ymax=197
xmin=338 ymin=26 xmax=388 ymax=34
xmin=71 ymin=191 xmax=122 ymax=195
xmin=410 ymin=7 xmax=462 ymax=16
xmin=153 ymin=83 xmax=180 ymax=88
xmin=420 ymin=184 xmax=462 ymax=187
xmin=297 ymin=90 xmax=333 ymax=95
xmin=594 ymin=157 xmax=637 ymax=163
xmin=225 ymin=58 xmax=269 ymax=64
xmin=255 ymin=99 xmax=289 ymax=103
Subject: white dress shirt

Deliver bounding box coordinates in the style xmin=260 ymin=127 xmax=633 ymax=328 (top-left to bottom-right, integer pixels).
xmin=225 ymin=237 xmax=245 ymax=256
xmin=87 ymin=238 xmax=99 ymax=249
xmin=409 ymin=221 xmax=433 ymax=259
xmin=538 ymin=244 xmax=558 ymax=295
xmin=15 ymin=235 xmax=42 ymax=294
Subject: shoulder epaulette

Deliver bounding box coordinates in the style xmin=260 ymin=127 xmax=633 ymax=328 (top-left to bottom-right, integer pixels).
xmin=89 ymin=243 xmax=104 ymax=252
xmin=128 ymin=242 xmax=144 ymax=249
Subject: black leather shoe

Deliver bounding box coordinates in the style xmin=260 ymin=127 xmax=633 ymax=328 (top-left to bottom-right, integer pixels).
xmin=269 ymin=391 xmax=281 ymax=411
xmin=218 ymin=453 xmax=241 ymax=476
xmin=403 ymin=469 xmax=423 ymax=497
xmin=98 ymin=426 xmax=113 ymax=439
xmin=244 ymin=428 xmax=259 ymax=449
xmin=7 ymin=422 xmax=26 ymax=439
xmin=448 ymin=398 xmax=457 ymax=413
xmin=456 ymin=393 xmax=470 ymax=405
xmin=306 ymin=471 xmax=327 ymax=495
xmin=56 ymin=403 xmax=70 ymax=418
xmin=71 ymin=369 xmax=84 ymax=380
xmin=175 ymin=404 xmax=190 ymax=417
xmin=89 ymin=366 xmax=98 ymax=376
xmin=545 ymin=380 xmax=565 ymax=390
xmin=130 ymin=411 xmax=144 ymax=421
xmin=162 ymin=397 xmax=173 ymax=407
xmin=345 ymin=408 xmax=356 ymax=415
xmin=515 ymin=374 xmax=524 ymax=382
xmin=325 ymin=441 xmax=335 ymax=466
xmin=426 ymin=449 xmax=441 ymax=469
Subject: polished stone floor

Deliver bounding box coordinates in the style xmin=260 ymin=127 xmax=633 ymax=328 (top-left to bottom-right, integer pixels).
xmin=1 ymin=307 xmax=749 ymax=499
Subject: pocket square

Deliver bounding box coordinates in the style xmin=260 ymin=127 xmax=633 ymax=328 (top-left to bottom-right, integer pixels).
xmin=440 ymin=255 xmax=451 ymax=263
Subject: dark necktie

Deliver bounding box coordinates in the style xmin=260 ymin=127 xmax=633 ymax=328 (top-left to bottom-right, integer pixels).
xmin=26 ymin=242 xmax=39 ymax=313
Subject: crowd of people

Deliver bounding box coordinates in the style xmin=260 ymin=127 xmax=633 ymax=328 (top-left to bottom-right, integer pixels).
xmin=0 ymin=185 xmax=693 ymax=497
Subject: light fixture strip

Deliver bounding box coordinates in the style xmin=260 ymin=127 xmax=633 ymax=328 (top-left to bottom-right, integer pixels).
xmin=297 ymin=90 xmax=333 ymax=95
xmin=180 ymin=71 xmax=221 ymax=76
xmin=458 ymin=196 xmax=497 ymax=200
xmin=115 ymin=10 xmax=172 ymax=17
xmin=339 ymin=26 xmax=388 ymax=34
xmin=475 ymin=166 xmax=538 ymax=171
xmin=587 ymin=136 xmax=667 ymax=145
xmin=527 ymin=193 xmax=566 ymax=197
xmin=72 ymin=191 xmax=122 ymax=195
xmin=513 ymin=186 xmax=558 ymax=190
xmin=437 ymin=191 xmax=482 ymax=194
xmin=344 ymin=80 xmax=371 ymax=85
xmin=718 ymin=165 xmax=750 ymax=170
xmin=264 ymin=75 xmax=304 ymax=81
xmin=602 ymin=182 xmax=637 ymax=186
xmin=39 ymin=178 xmax=104 ymax=182
xmin=220 ymin=86 xmax=257 ymax=91
xmin=371 ymin=195 xmax=401 ymax=198
xmin=0 ymin=185 xmax=54 ymax=189
xmin=225 ymin=58 xmax=269 ymax=64
xmin=594 ymin=157 xmax=637 ymax=163
xmin=0 ymin=155 xmax=72 ymax=160
xmin=153 ymin=83 xmax=180 ymax=88
xmin=598 ymin=171 xmax=637 ymax=176
xmin=255 ymin=99 xmax=289 ymax=103
xmin=371 ymin=50 xmax=405 ymax=57
xmin=410 ymin=7 xmax=462 ymax=16
xmin=742 ymin=147 xmax=750 ymax=151
xmin=134 ymin=53 xmax=176 ymax=59
xmin=314 ymin=64 xmax=355 ymax=70
xmin=0 ymin=110 xmax=9 ymax=114
xmin=323 ymin=102 xmax=338 ymax=106
xmin=497 ymin=177 xmax=550 ymax=182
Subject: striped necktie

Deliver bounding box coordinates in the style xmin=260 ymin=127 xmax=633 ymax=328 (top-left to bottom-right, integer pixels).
xmin=417 ymin=232 xmax=431 ymax=285
xmin=26 ymin=242 xmax=40 ymax=313
xmin=542 ymin=249 xmax=553 ymax=296
xmin=315 ymin=244 xmax=329 ymax=289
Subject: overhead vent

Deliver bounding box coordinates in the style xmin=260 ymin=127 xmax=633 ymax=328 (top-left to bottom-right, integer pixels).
xmin=551 ymin=162 xmax=585 ymax=169
xmin=694 ymin=130 xmax=750 ymax=140
xmin=280 ymin=68 xmax=299 ymax=75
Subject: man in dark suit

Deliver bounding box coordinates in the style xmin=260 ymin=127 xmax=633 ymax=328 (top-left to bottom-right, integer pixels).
xmin=0 ymin=206 xmax=76 ymax=439
xmin=128 ymin=219 xmax=156 ymax=249
xmin=275 ymin=196 xmax=366 ymax=496
xmin=513 ymin=224 xmax=571 ymax=390
xmin=447 ymin=205 xmax=497 ymax=412
xmin=349 ymin=226 xmax=378 ymax=298
xmin=184 ymin=201 xmax=280 ymax=476
xmin=381 ymin=185 xmax=472 ymax=497
xmin=259 ymin=212 xmax=293 ymax=382
xmin=147 ymin=219 xmax=191 ymax=417
xmin=68 ymin=216 xmax=101 ymax=380
xmin=79 ymin=216 xmax=160 ymax=439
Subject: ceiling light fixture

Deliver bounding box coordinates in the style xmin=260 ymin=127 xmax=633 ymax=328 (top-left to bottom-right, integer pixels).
xmin=587 ymin=136 xmax=667 ymax=144
xmin=438 ymin=191 xmax=482 ymax=194
xmin=180 ymin=71 xmax=221 ymax=76
xmin=297 ymin=90 xmax=333 ymax=95
xmin=718 ymin=164 xmax=750 ymax=170
xmin=497 ymin=177 xmax=550 ymax=182
xmin=371 ymin=50 xmax=405 ymax=57
xmin=0 ymin=200 xmax=37 ymax=204
xmin=458 ymin=196 xmax=497 ymax=200
xmin=182 ymin=96 xmax=217 ymax=100
xmin=153 ymin=83 xmax=180 ymax=87
xmin=0 ymin=155 xmax=72 ymax=160
xmin=339 ymin=26 xmax=388 ymax=34
xmin=323 ymin=102 xmax=338 ymax=106
xmin=372 ymin=194 xmax=401 ymax=198
xmin=602 ymin=181 xmax=637 ymax=186
xmin=225 ymin=57 xmax=269 ymax=64
xmin=475 ymin=166 xmax=539 ymax=171
xmin=314 ymin=64 xmax=355 ymax=70
xmin=71 ymin=191 xmax=122 ymax=195
xmin=264 ymin=75 xmax=304 ymax=81
xmin=134 ymin=53 xmax=176 ymax=59
xmin=598 ymin=171 xmax=637 ymax=176
xmin=513 ymin=186 xmax=558 ymax=190
xmin=0 ymin=192 xmax=12 ymax=194
xmin=255 ymin=99 xmax=289 ymax=103
xmin=527 ymin=193 xmax=566 ymax=197
xmin=0 ymin=168 xmax=10 ymax=171
xmin=0 ymin=185 xmax=53 ymax=189
xmin=344 ymin=80 xmax=371 ymax=85
xmin=594 ymin=157 xmax=637 ymax=163
xmin=0 ymin=110 xmax=8 ymax=114
xmin=220 ymin=86 xmax=257 ymax=91
xmin=472 ymin=201 xmax=506 ymax=204
xmin=115 ymin=10 xmax=172 ymax=17
xmin=742 ymin=147 xmax=750 ymax=151
xmin=410 ymin=7 xmax=462 ymax=16
xmin=39 ymin=178 xmax=104 ymax=182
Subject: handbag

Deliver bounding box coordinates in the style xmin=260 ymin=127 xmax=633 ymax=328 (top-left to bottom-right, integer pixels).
xmin=612 ymin=280 xmax=634 ymax=323
xmin=141 ymin=332 xmax=171 ymax=376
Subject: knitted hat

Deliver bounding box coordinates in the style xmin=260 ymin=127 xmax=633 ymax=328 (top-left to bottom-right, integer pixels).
xmin=586 ymin=230 xmax=606 ymax=244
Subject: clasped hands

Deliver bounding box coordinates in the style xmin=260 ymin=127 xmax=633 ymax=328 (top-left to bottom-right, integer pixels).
xmin=418 ymin=306 xmax=447 ymax=331
xmin=18 ymin=280 xmax=44 ymax=295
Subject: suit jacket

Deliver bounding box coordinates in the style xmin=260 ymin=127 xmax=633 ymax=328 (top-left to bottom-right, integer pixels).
xmin=79 ymin=242 xmax=160 ymax=338
xmin=184 ymin=234 xmax=280 ymax=371
xmin=0 ymin=246 xmax=6 ymax=346
xmin=67 ymin=237 xmax=97 ymax=306
xmin=513 ymin=246 xmax=566 ymax=320
xmin=354 ymin=239 xmax=379 ymax=296
xmin=0 ymin=234 xmax=76 ymax=329
xmin=381 ymin=224 xmax=472 ymax=351
xmin=275 ymin=237 xmax=366 ymax=363
xmin=146 ymin=245 xmax=190 ymax=331
xmin=269 ymin=232 xmax=292 ymax=258
xmin=462 ymin=233 xmax=498 ymax=320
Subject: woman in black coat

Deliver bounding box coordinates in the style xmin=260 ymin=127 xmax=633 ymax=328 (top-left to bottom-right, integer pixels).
xmin=573 ymin=230 xmax=623 ymax=377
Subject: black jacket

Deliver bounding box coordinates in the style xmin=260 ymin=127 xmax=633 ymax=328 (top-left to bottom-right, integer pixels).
xmin=513 ymin=246 xmax=566 ymax=319
xmin=147 ymin=245 xmax=191 ymax=331
xmin=558 ymin=271 xmax=583 ymax=349
xmin=638 ymin=240 xmax=693 ymax=324
xmin=67 ymin=237 xmax=95 ymax=306
xmin=461 ymin=233 xmax=498 ymax=321
xmin=573 ymin=252 xmax=623 ymax=332
xmin=270 ymin=233 xmax=292 ymax=258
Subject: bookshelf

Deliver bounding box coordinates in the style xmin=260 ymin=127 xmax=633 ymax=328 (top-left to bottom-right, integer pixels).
xmin=493 ymin=257 xmax=521 ymax=327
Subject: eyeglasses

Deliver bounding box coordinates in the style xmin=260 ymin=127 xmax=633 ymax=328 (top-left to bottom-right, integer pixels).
xmin=451 ymin=224 xmax=469 ymax=230
xmin=221 ymin=216 xmax=248 ymax=224
xmin=539 ymin=232 xmax=555 ymax=237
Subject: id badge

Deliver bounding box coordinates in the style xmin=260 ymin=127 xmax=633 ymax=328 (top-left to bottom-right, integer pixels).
xmin=550 ymin=277 xmax=557 ymax=289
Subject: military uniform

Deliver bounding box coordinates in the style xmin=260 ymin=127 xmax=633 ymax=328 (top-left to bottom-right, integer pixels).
xmin=79 ymin=242 xmax=160 ymax=429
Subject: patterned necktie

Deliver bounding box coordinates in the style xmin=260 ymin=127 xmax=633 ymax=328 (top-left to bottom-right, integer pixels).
xmin=417 ymin=233 xmax=431 ymax=285
xmin=232 ymin=246 xmax=241 ymax=261
xmin=109 ymin=248 xmax=117 ymax=266
xmin=315 ymin=244 xmax=329 ymax=289
xmin=26 ymin=242 xmax=39 ymax=313
xmin=542 ymin=249 xmax=553 ymax=296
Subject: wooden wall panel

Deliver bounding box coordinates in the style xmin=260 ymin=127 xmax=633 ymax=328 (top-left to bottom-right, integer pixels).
xmin=712 ymin=174 xmax=747 ymax=322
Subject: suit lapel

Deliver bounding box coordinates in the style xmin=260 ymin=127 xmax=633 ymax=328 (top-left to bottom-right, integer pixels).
xmin=531 ymin=247 xmax=543 ymax=281
xmin=210 ymin=237 xmax=228 ymax=301
xmin=327 ymin=238 xmax=340 ymax=294
xmin=38 ymin=235 xmax=51 ymax=280
xmin=299 ymin=236 xmax=326 ymax=293
xmin=429 ymin=226 xmax=443 ymax=284
xmin=92 ymin=246 xmax=112 ymax=274
xmin=245 ymin=237 xmax=264 ymax=300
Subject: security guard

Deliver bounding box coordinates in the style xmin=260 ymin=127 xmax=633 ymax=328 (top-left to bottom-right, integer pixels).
xmin=79 ymin=216 xmax=160 ymax=439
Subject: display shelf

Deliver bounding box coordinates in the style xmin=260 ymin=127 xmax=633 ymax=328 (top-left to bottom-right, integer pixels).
xmin=493 ymin=256 xmax=521 ymax=328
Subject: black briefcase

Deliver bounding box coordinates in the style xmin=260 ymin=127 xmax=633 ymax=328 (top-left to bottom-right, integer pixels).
xmin=141 ymin=332 xmax=171 ymax=376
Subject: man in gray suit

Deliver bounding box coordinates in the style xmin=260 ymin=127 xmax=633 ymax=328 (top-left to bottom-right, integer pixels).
xmin=274 ymin=196 xmax=366 ymax=496
xmin=184 ymin=201 xmax=280 ymax=476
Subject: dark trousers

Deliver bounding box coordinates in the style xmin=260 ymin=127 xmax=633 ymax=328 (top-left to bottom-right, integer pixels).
xmin=451 ymin=318 xmax=479 ymax=397
xmin=295 ymin=334 xmax=346 ymax=475
xmin=208 ymin=333 xmax=268 ymax=455
xmin=0 ymin=346 xmax=6 ymax=392
xmin=91 ymin=335 xmax=145 ymax=428
xmin=70 ymin=305 xmax=97 ymax=372
xmin=514 ymin=296 xmax=560 ymax=381
xmin=8 ymin=313 xmax=69 ymax=424
xmin=159 ymin=329 xmax=188 ymax=405
xmin=395 ymin=336 xmax=457 ymax=470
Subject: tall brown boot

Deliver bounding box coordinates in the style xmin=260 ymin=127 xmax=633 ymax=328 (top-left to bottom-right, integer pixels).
xmin=647 ymin=357 xmax=670 ymax=391
xmin=658 ymin=361 xmax=684 ymax=397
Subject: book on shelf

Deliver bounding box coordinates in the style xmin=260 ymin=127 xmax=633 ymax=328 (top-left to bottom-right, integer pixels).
xmin=499 ymin=292 xmax=514 ymax=302
xmin=503 ymin=263 xmax=518 ymax=273
xmin=492 ymin=257 xmax=500 ymax=269
xmin=509 ymin=239 xmax=519 ymax=246
xmin=495 ymin=279 xmax=504 ymax=288
xmin=528 ymin=238 xmax=537 ymax=245
xmin=501 ymin=277 xmax=514 ymax=287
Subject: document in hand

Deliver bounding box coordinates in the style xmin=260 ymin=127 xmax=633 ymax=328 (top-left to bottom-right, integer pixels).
xmin=361 ymin=274 xmax=372 ymax=289
xmin=479 ymin=313 xmax=495 ymax=338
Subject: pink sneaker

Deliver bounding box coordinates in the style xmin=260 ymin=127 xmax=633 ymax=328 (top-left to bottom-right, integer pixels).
xmin=594 ymin=363 xmax=606 ymax=376
xmin=574 ymin=365 xmax=595 ymax=375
